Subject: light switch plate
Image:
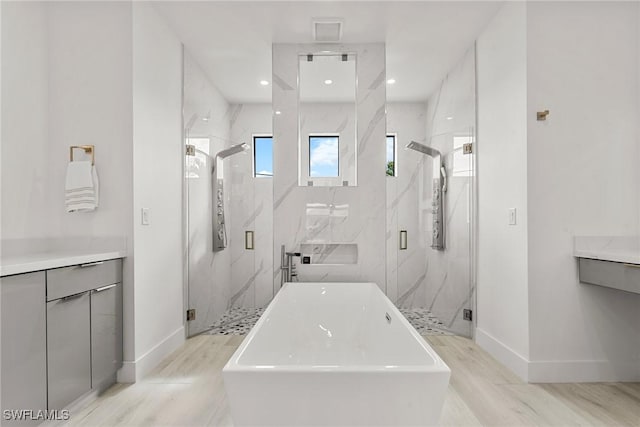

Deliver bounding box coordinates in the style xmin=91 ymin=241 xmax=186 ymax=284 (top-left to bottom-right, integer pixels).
xmin=508 ymin=208 xmax=517 ymax=225
xmin=141 ymin=208 xmax=150 ymax=225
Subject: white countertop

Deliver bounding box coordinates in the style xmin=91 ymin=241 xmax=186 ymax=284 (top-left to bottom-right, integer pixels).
xmin=573 ymin=236 xmax=640 ymax=265
xmin=1 ymin=249 xmax=126 ymax=277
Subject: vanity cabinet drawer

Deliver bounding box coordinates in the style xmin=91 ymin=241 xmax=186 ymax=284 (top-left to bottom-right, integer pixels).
xmin=578 ymin=258 xmax=640 ymax=295
xmin=47 ymin=259 xmax=122 ymax=301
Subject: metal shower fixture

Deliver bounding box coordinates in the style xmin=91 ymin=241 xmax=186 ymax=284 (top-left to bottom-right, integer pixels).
xmin=212 ymin=143 xmax=249 ymax=252
xmin=406 ymin=141 xmax=447 ymax=251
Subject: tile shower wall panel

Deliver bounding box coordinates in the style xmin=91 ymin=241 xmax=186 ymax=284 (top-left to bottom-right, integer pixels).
xmin=386 ymin=103 xmax=429 ymax=308
xmin=424 ymin=47 xmax=476 ymax=337
xmin=272 ymin=44 xmax=386 ymax=290
xmin=183 ymin=51 xmax=233 ymax=334
xmin=229 ymin=104 xmax=273 ymax=309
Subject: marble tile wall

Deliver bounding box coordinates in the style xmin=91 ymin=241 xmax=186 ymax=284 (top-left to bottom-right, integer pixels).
xmin=386 ymin=102 xmax=430 ymax=307
xmin=423 ymin=46 xmax=476 ymax=337
xmin=272 ymin=44 xmax=386 ymax=291
xmin=228 ymin=104 xmax=273 ymax=309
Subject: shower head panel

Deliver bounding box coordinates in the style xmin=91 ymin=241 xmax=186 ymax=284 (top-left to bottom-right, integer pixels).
xmin=215 ymin=143 xmax=249 ymax=159
xmin=406 ymin=141 xmax=442 ymax=158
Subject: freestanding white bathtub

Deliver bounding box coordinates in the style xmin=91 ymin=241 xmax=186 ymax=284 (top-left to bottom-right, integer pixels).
xmin=222 ymin=282 xmax=451 ymax=426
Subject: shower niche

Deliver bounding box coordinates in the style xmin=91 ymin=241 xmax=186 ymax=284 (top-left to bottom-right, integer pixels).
xmin=298 ymin=53 xmax=357 ymax=187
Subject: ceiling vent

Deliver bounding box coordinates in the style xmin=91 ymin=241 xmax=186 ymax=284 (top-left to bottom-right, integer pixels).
xmin=313 ymin=19 xmax=343 ymax=43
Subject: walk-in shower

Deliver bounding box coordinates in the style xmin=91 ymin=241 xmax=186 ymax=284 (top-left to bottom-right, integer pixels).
xmin=213 ymin=143 xmax=249 ymax=251
xmin=406 ymin=141 xmax=447 ymax=250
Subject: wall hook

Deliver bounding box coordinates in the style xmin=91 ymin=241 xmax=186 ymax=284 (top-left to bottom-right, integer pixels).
xmin=537 ymin=110 xmax=550 ymax=121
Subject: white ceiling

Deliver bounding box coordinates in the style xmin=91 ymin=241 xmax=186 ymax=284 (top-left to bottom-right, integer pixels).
xmin=154 ymin=1 xmax=503 ymax=104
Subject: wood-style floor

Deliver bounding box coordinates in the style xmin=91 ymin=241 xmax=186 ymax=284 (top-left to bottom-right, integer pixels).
xmin=64 ymin=334 xmax=640 ymax=426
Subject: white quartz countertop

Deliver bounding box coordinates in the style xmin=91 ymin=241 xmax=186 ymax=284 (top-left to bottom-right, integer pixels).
xmin=1 ymin=250 xmax=126 ymax=277
xmin=573 ymin=236 xmax=640 ymax=265
xmin=1 ymin=237 xmax=128 ymax=277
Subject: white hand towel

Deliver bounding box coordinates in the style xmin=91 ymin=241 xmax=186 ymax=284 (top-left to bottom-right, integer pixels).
xmin=65 ymin=161 xmax=99 ymax=212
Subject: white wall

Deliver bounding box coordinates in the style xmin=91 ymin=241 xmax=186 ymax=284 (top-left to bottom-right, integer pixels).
xmin=1 ymin=2 xmax=50 ymax=240
xmin=46 ymin=2 xmax=134 ymax=240
xmin=475 ymin=1 xmax=530 ymax=379
xmin=1 ymin=1 xmax=134 ymax=243
xmin=476 ymin=1 xmax=640 ymax=382
xmin=130 ymin=2 xmax=184 ymax=380
xmin=526 ymin=1 xmax=640 ymax=382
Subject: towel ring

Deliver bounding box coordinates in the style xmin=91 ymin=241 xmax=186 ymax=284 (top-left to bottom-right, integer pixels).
xmin=70 ymin=145 xmax=95 ymax=165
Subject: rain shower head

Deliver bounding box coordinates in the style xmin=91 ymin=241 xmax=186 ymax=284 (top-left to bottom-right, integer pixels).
xmin=215 ymin=143 xmax=249 ymax=159
xmin=406 ymin=141 xmax=441 ymax=158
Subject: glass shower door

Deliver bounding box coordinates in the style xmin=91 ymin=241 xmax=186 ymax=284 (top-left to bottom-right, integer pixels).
xmin=185 ymin=137 xmax=220 ymax=337
xmin=391 ymin=47 xmax=476 ymax=338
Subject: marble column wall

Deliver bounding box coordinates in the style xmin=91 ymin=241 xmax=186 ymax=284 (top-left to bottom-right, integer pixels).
xmin=272 ymin=44 xmax=387 ymax=291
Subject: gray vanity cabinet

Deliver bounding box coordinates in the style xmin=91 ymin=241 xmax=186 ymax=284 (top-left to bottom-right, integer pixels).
xmin=90 ymin=282 xmax=123 ymax=387
xmin=1 ymin=258 xmax=123 ymax=418
xmin=46 ymin=259 xmax=123 ymax=410
xmin=46 ymin=292 xmax=92 ymax=410
xmin=1 ymin=272 xmax=47 ymax=425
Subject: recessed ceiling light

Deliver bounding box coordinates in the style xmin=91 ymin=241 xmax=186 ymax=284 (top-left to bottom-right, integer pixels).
xmin=324 ymin=79 xmax=333 ymax=85
xmin=260 ymin=80 xmax=269 ymax=86
xmin=387 ymin=78 xmax=396 ymax=85
xmin=446 ymin=116 xmax=453 ymax=120
xmin=275 ymin=110 xmax=282 ymax=115
xmin=202 ymin=117 xmax=209 ymax=122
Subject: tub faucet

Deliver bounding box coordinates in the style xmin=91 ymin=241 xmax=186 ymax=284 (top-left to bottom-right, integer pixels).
xmin=280 ymin=245 xmax=301 ymax=286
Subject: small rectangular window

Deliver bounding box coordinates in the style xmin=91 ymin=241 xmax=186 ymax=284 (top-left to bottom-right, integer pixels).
xmin=309 ymin=135 xmax=339 ymax=177
xmin=253 ymin=136 xmax=273 ymax=177
xmin=386 ymin=134 xmax=396 ymax=176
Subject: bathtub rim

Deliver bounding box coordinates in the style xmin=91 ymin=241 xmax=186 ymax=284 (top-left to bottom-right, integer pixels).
xmin=223 ymin=282 xmax=451 ymax=374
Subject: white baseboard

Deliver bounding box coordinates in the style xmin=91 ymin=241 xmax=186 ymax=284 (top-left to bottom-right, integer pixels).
xmin=475 ymin=327 xmax=640 ymax=383
xmin=475 ymin=327 xmax=530 ymax=382
xmin=528 ymin=359 xmax=640 ymax=383
xmin=117 ymin=325 xmax=185 ymax=383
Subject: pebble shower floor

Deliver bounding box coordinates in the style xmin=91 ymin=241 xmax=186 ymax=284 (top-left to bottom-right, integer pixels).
xmin=206 ymin=307 xmax=452 ymax=336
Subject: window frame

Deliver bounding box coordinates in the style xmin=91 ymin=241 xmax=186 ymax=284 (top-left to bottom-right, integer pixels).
xmin=252 ymin=134 xmax=273 ymax=178
xmin=308 ymin=133 xmax=340 ymax=178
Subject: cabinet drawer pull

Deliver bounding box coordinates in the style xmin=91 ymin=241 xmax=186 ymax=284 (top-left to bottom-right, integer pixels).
xmin=79 ymin=261 xmax=105 ymax=268
xmin=60 ymin=292 xmax=86 ymax=302
xmin=93 ymin=284 xmax=117 ymax=293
